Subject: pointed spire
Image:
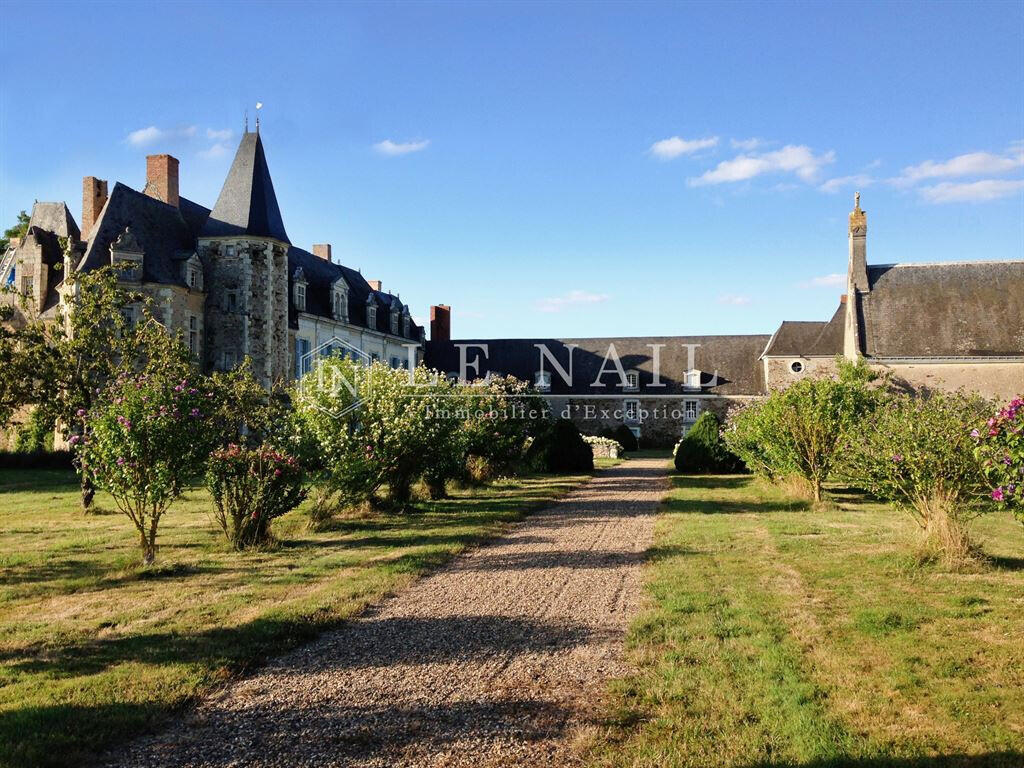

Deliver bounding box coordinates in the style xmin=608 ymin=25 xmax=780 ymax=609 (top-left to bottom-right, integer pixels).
xmin=201 ymin=132 xmax=290 ymax=243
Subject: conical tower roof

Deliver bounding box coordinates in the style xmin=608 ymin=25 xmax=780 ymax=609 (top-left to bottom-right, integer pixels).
xmin=201 ymin=131 xmax=290 ymax=243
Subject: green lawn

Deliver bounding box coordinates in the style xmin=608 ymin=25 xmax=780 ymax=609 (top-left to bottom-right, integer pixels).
xmin=589 ymin=474 xmax=1024 ymax=767
xmin=0 ymin=466 xmax=598 ymax=768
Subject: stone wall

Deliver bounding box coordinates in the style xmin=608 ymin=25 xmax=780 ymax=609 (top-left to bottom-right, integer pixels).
xmin=878 ymin=361 xmax=1024 ymax=401
xmin=763 ymin=356 xmax=840 ymax=391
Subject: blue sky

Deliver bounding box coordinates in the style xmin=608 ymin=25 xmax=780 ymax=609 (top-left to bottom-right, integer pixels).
xmin=2 ymin=1 xmax=1022 ymax=338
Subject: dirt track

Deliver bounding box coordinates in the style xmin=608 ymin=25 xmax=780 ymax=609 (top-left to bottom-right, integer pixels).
xmin=104 ymin=458 xmax=668 ymax=767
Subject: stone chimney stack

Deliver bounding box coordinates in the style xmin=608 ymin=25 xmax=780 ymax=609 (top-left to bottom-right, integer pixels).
xmin=144 ymin=154 xmax=179 ymax=208
xmin=367 ymin=279 xmax=382 ymax=291
xmin=82 ymin=177 xmax=108 ymax=239
xmin=312 ymin=243 xmax=332 ymax=262
xmin=844 ymin=192 xmax=868 ymax=361
xmin=848 ymin=191 xmax=868 ymax=293
xmin=430 ymin=304 xmax=451 ymax=343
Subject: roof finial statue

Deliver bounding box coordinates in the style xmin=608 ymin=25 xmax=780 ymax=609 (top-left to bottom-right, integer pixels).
xmin=854 ymin=191 xmax=861 ymax=211
xmin=244 ymin=110 xmax=249 ymax=133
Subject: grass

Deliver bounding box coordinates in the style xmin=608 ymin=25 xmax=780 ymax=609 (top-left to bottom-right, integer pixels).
xmin=0 ymin=466 xmax=598 ymax=768
xmin=587 ymin=474 xmax=1024 ymax=767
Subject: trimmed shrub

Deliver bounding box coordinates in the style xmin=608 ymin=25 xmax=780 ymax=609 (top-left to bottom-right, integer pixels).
xmin=206 ymin=444 xmax=306 ymax=549
xmin=673 ymin=411 xmax=738 ymax=473
xmin=526 ymin=419 xmax=594 ymax=473
xmin=609 ymin=424 xmax=639 ymax=452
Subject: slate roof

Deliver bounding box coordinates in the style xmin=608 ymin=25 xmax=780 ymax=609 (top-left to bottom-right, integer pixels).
xmin=763 ymin=304 xmax=844 ymax=357
xmin=858 ymin=261 xmax=1024 ymax=357
xmin=287 ymin=246 xmax=423 ymax=340
xmin=425 ymin=335 xmax=770 ymax=396
xmin=28 ymin=202 xmax=80 ymax=241
xmin=201 ymin=132 xmax=289 ymax=243
xmin=78 ymin=183 xmax=210 ymax=285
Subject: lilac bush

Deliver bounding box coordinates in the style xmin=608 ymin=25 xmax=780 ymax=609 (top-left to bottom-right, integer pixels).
xmin=76 ymin=372 xmax=219 ymax=563
xmin=974 ymin=396 xmax=1024 ymax=524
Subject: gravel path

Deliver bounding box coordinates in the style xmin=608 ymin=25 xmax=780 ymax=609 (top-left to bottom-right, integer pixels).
xmin=104 ymin=458 xmax=668 ymax=768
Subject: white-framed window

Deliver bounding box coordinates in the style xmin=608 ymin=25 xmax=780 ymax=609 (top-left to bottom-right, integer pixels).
xmin=535 ymin=371 xmax=551 ymax=391
xmin=188 ymin=267 xmax=200 ymax=290
xmin=295 ymin=284 xmax=306 ymax=312
xmin=295 ymin=338 xmax=312 ymax=379
xmin=391 ymin=310 xmax=400 ymax=334
xmin=402 ymin=314 xmax=410 ymax=337
xmin=685 ymin=369 xmax=701 ymax=390
xmin=683 ymin=399 xmax=699 ymax=421
xmin=790 ymin=360 xmax=804 ymax=374
xmin=333 ymin=290 xmax=348 ymax=321
xmin=367 ymin=306 xmax=377 ymax=328
xmin=225 ymin=244 xmax=235 ymax=258
xmin=188 ymin=315 xmax=199 ymax=356
xmin=624 ymin=371 xmax=639 ymax=391
xmin=623 ymin=399 xmax=640 ymax=422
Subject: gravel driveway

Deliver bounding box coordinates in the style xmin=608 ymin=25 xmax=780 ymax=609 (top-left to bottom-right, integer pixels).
xmin=103 ymin=458 xmax=668 ymax=767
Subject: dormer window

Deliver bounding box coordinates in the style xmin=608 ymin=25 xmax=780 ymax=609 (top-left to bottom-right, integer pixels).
xmin=182 ymin=253 xmax=203 ymax=292
xmin=684 ymin=369 xmax=701 ymax=391
xmin=295 ymin=284 xmax=306 ymax=311
xmin=110 ymin=227 xmax=143 ymax=283
xmin=332 ymin=285 xmax=349 ymax=322
xmin=535 ymin=371 xmax=551 ymax=392
xmin=624 ymin=371 xmax=639 ymax=391
xmin=367 ymin=304 xmax=377 ymax=329
xmin=402 ymin=313 xmax=410 ymax=337
xmin=391 ymin=308 xmax=400 ymax=334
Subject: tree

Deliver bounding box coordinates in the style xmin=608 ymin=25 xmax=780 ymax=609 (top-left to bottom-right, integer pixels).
xmin=0 ymin=210 xmax=30 ymax=253
xmin=0 ymin=265 xmax=190 ymax=509
xmin=724 ymin=359 xmax=881 ymax=502
xmin=76 ymin=363 xmax=219 ymax=564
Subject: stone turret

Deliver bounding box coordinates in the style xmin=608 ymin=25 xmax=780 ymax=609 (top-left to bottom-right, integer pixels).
xmin=844 ymin=192 xmax=868 ymax=360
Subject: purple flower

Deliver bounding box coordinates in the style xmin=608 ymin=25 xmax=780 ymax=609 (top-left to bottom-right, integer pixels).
xmin=970 ymin=429 xmax=980 ymax=439
xmin=68 ymin=435 xmax=80 ymax=445
xmin=892 ymin=454 xmax=903 ymax=463
xmin=76 ymin=408 xmax=87 ymax=418
xmin=116 ymin=457 xmax=126 ymax=466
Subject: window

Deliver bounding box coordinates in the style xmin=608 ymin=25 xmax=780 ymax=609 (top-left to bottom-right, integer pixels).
xmin=402 ymin=315 xmax=410 ymax=337
xmin=119 ymin=305 xmax=135 ymax=327
xmin=623 ymin=399 xmax=640 ymax=422
xmin=790 ymin=360 xmax=804 ymax=374
xmin=685 ymin=369 xmax=701 ymax=390
xmin=391 ymin=356 xmax=401 ymax=369
xmin=624 ymin=371 xmax=639 ymax=391
xmin=391 ymin=311 xmax=399 ymax=334
xmin=295 ymin=284 xmax=306 ymax=312
xmin=188 ymin=315 xmax=199 ymax=356
xmin=333 ymin=291 xmax=348 ymax=321
xmin=225 ymin=244 xmax=235 ymax=258
xmin=225 ymin=291 xmax=238 ymax=313
xmin=222 ymin=350 xmax=238 ymax=370
xmin=370 ymin=352 xmax=380 ymax=362
xmin=188 ymin=268 xmax=199 ymax=289
xmin=534 ymin=371 xmax=551 ymax=391
xmin=683 ymin=399 xmax=699 ymax=421
xmin=23 ymin=275 xmax=34 ymax=296
xmin=294 ymin=338 xmax=312 ymax=379
xmin=367 ymin=306 xmax=377 ymax=328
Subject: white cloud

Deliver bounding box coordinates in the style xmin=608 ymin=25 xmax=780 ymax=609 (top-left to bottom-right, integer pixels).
xmin=126 ymin=126 xmax=164 ymax=146
xmin=180 ymin=125 xmax=198 ymax=138
xmin=648 ymin=136 xmax=719 ymax=160
xmin=689 ymin=145 xmax=835 ymax=186
xmin=207 ymin=128 xmax=233 ymax=141
xmin=919 ymin=179 xmax=1024 ymax=204
xmin=897 ymin=147 xmax=1024 ymax=184
xmin=798 ymin=273 xmax=846 ymax=289
xmin=198 ymin=142 xmax=232 ymax=160
xmin=717 ymin=294 xmax=751 ymax=306
xmin=535 ymin=290 xmax=609 ymax=313
xmin=730 ymin=137 xmax=765 ymax=151
xmin=819 ymin=174 xmax=874 ymax=194
xmin=373 ymin=139 xmax=430 ymax=156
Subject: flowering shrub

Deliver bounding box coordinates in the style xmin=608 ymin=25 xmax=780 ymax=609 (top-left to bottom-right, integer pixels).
xmin=844 ymin=391 xmax=993 ymax=563
xmin=76 ymin=371 xmax=219 ymax=563
xmin=205 ymin=444 xmax=306 ymax=549
xmin=292 ymin=359 xmax=460 ymax=510
xmin=974 ymin=396 xmax=1024 ymax=523
xmin=724 ymin=359 xmax=881 ymax=501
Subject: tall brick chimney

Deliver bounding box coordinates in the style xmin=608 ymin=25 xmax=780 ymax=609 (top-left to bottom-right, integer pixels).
xmin=367 ymin=279 xmax=382 ymax=291
xmin=82 ymin=177 xmax=108 ymax=239
xmin=430 ymin=305 xmax=451 ymax=342
xmin=144 ymin=154 xmax=179 ymax=208
xmin=313 ymin=243 xmax=332 ymax=262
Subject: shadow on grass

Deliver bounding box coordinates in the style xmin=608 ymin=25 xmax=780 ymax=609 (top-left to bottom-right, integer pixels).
xmin=741 ymin=754 xmax=1024 ymax=768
